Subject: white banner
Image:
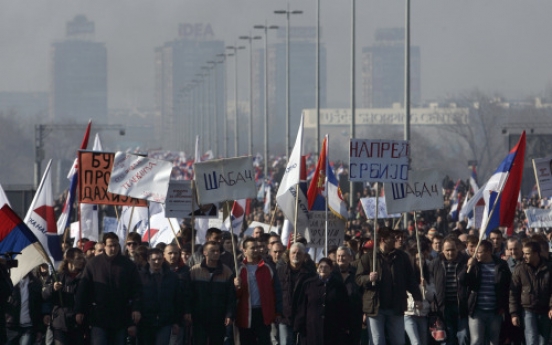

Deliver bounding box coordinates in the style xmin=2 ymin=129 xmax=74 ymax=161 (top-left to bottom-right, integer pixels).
xmin=103 ymin=216 xmax=118 ymax=234
xmin=349 ymin=139 xmax=409 ymax=182
xmin=165 ymin=180 xmax=193 ymax=218
xmin=384 ymin=170 xmax=444 ymax=213
xmin=108 ymin=152 xmax=173 ymax=203
xmin=194 ymin=157 xmax=257 ymax=204
xmin=525 ymin=208 xmax=552 ymax=228
xmin=308 ymin=211 xmax=345 ymax=248
xmin=360 ymin=197 xmax=401 ymax=219
xmin=533 ymin=156 xmax=552 ymax=199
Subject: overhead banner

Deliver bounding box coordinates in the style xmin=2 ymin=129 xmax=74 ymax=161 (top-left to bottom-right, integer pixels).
xmin=308 ymin=211 xmax=345 ymax=248
xmin=360 ymin=197 xmax=401 ymax=219
xmin=164 ymin=180 xmax=193 ymax=218
xmin=384 ymin=170 xmax=444 ymax=213
xmin=108 ymin=152 xmax=173 ymax=203
xmin=525 ymin=208 xmax=552 ymax=228
xmin=533 ymin=156 xmax=552 ymax=199
xmin=78 ymin=151 xmax=146 ymax=206
xmin=349 ymin=139 xmax=409 ymax=182
xmin=194 ymin=156 xmax=257 ymax=204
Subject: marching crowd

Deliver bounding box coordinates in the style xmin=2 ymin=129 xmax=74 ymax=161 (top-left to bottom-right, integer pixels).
xmin=3 ymin=176 xmax=552 ymax=345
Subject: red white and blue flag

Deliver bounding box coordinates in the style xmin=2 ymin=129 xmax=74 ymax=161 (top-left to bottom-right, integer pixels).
xmin=24 ymin=160 xmax=63 ymax=263
xmin=481 ymin=131 xmax=526 ymax=236
xmin=223 ymin=199 xmax=247 ymax=232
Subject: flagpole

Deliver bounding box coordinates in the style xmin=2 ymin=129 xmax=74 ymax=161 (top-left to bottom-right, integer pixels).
xmin=147 ymin=201 xmax=151 ymax=248
xmin=126 ymin=206 xmax=135 ymax=240
xmin=414 ymin=212 xmax=425 ymax=295
xmin=294 ymin=182 xmax=300 ymax=243
xmin=114 ymin=205 xmax=119 ymax=222
xmin=267 ymin=204 xmax=279 ymax=234
xmin=168 ymin=218 xmax=182 ymax=250
xmin=191 ymin=180 xmax=196 ymax=255
xmin=226 ymin=202 xmax=239 ymax=273
xmin=324 ymin=135 xmax=329 ymax=256
xmin=372 ymin=183 xmax=379 ymax=276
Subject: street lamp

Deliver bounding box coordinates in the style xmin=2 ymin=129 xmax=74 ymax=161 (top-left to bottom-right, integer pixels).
xmin=274 ymin=5 xmax=303 ymax=158
xmin=254 ymin=22 xmax=279 ymax=180
xmin=216 ymin=53 xmax=232 ymax=158
xmin=195 ymin=73 xmax=207 ymax=150
xmin=226 ymin=45 xmax=245 ymax=157
xmin=201 ymin=65 xmax=213 ymax=149
xmin=207 ymin=60 xmax=222 ymax=157
xmin=239 ymin=34 xmax=262 ymax=156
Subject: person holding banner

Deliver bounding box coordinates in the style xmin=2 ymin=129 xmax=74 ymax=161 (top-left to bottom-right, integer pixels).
xmin=355 ymin=228 xmax=422 ymax=345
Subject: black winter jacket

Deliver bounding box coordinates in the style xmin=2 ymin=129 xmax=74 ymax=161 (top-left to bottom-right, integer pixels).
xmin=42 ymin=271 xmax=83 ymax=331
xmin=509 ymin=259 xmax=552 ymax=317
xmin=465 ymin=256 xmax=511 ymax=316
xmin=429 ymin=252 xmax=469 ymax=318
xmin=276 ymin=262 xmax=316 ymax=326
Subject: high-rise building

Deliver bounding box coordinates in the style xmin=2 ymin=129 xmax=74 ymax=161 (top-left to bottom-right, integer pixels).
xmin=155 ymin=23 xmax=225 ymax=152
xmin=361 ymin=28 xmax=421 ymax=108
xmin=253 ymin=26 xmax=326 ymax=155
xmin=50 ymin=15 xmax=107 ymax=122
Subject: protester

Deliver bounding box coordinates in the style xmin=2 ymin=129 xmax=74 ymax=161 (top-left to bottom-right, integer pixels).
xmin=356 ymin=227 xmax=423 ymax=345
xmin=294 ymin=258 xmax=349 ymax=345
xmin=488 ymin=229 xmax=506 ymax=259
xmin=124 ymin=232 xmax=142 ymax=262
xmin=188 ymin=228 xmax=236 ymax=271
xmin=94 ymin=242 xmax=105 ymax=256
xmin=335 ymin=246 xmax=363 ymax=345
xmin=75 ymin=232 xmax=142 ymax=345
xmin=234 ymin=237 xmax=282 ymax=345
xmin=465 ymin=240 xmax=511 ymax=345
xmin=42 ymin=248 xmax=86 ymax=345
xmin=138 ymin=248 xmax=183 ymax=345
xmin=83 ymin=241 xmax=96 ymax=259
xmin=506 ymin=237 xmax=523 ymax=272
xmin=188 ymin=240 xmax=235 ymax=345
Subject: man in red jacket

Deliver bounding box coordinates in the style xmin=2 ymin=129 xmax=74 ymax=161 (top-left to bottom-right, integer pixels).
xmin=234 ymin=237 xmax=283 ymax=345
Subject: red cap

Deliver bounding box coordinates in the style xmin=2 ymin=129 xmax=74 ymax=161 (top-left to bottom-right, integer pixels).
xmin=83 ymin=241 xmax=96 ymax=253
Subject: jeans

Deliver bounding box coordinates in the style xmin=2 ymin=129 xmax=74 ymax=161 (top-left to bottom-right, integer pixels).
xmin=468 ymin=310 xmax=502 ymax=345
xmin=444 ymin=305 xmax=469 ymax=345
xmin=404 ymin=315 xmax=428 ymax=345
xmin=368 ymin=308 xmax=405 ymax=345
xmin=270 ymin=323 xmax=279 ymax=345
xmin=278 ymin=324 xmax=296 ymax=345
xmin=6 ymin=327 xmax=33 ymax=345
xmin=90 ymin=327 xmax=126 ymax=345
xmin=523 ymin=310 xmax=551 ymax=345
xmin=239 ymin=308 xmax=271 ymax=345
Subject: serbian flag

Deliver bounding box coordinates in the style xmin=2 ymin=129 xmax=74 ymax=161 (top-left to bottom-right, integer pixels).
xmin=223 ymin=199 xmax=246 ymax=232
xmin=0 ymin=205 xmax=51 ymax=285
xmin=481 ymin=131 xmax=526 ymax=236
xmin=307 ymin=136 xmax=328 ymax=211
xmin=56 ymin=121 xmax=92 ymax=234
xmin=23 ymin=160 xmax=63 ymax=264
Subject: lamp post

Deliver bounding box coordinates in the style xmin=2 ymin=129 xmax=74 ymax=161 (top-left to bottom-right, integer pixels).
xmin=239 ymin=34 xmax=262 ymax=156
xmin=195 ymin=73 xmax=207 ymax=150
xmin=207 ymin=60 xmax=222 ymax=157
xmin=254 ymin=22 xmax=279 ymax=181
xmin=349 ymin=0 xmax=356 ymax=207
xmin=201 ymin=66 xmax=212 ymax=149
xmin=217 ymin=53 xmax=232 ymax=158
xmin=274 ymin=5 xmax=303 ymax=158
xmin=226 ymin=45 xmax=245 ymax=157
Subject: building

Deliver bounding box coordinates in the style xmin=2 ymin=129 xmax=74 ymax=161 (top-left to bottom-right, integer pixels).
xmin=361 ymin=28 xmax=421 ymax=108
xmin=253 ymin=26 xmax=327 ymax=156
xmin=50 ymin=15 xmax=107 ymax=123
xmin=155 ymin=23 xmax=225 ymax=153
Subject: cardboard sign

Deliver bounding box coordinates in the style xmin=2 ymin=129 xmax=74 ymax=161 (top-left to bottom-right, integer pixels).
xmin=194 ymin=157 xmax=257 ymax=204
xmin=384 ymin=170 xmax=444 ymax=213
xmin=307 ymin=211 xmax=345 ymax=248
xmin=349 ymin=139 xmax=410 ymax=182
xmin=164 ymin=180 xmax=193 ymax=218
xmin=360 ymin=197 xmax=401 ymax=219
xmin=78 ymin=151 xmax=146 ymax=206
xmin=533 ymin=156 xmax=552 ymax=199
xmin=108 ymin=152 xmax=173 ymax=203
xmin=525 ymin=208 xmax=552 ymax=228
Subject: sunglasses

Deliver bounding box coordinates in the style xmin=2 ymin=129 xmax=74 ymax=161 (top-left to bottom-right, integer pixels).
xmin=126 ymin=242 xmax=138 ymax=247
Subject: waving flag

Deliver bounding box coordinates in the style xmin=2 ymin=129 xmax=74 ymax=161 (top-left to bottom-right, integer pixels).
xmin=56 ymin=121 xmax=92 ymax=234
xmin=480 ymin=131 xmax=526 ymax=236
xmin=0 ymin=182 xmax=10 ymax=208
xmin=469 ymin=166 xmax=479 ymax=192
xmin=326 ymin=157 xmax=348 ymax=220
xmin=0 ymin=205 xmax=51 ymax=285
xmin=24 ymin=160 xmax=63 ymax=263
xmin=307 ymin=136 xmax=328 ymax=211
xmin=264 ymin=186 xmax=271 ymax=215
xmin=222 ymin=199 xmax=247 ymax=232
xmin=143 ymin=212 xmax=179 ymax=247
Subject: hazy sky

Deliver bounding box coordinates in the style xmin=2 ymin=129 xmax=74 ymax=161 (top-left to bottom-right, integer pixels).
xmin=1 ymin=0 xmax=551 ymax=110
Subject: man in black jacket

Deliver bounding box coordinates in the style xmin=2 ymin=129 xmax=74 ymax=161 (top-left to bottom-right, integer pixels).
xmin=75 ymin=232 xmax=142 ymax=345
xmin=138 ymin=248 xmax=183 ymax=345
xmin=429 ymin=235 xmax=469 ymax=345
xmin=465 ymin=240 xmax=510 ymax=345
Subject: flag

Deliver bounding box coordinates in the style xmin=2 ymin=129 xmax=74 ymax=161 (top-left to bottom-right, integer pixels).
xmin=116 ymin=206 xmax=149 ymax=241
xmin=480 ymin=131 xmax=526 ymax=236
xmin=0 ymin=205 xmax=51 ymax=285
xmin=143 ymin=212 xmax=179 ymax=247
xmin=23 ymin=160 xmax=63 ymax=263
xmin=307 ymin=136 xmax=328 ymax=211
xmin=76 ymin=133 xmax=103 ymax=245
xmin=450 ymin=179 xmax=461 ymax=201
xmin=56 ymin=121 xmax=92 ymax=234
xmin=222 ymin=199 xmax=246 ymax=232
xmin=0 ymin=182 xmax=10 ymax=208
xmin=326 ymin=156 xmax=348 ymax=220
xmin=264 ymin=186 xmax=271 ymax=215
xmin=276 ymin=114 xmax=309 ymax=234
xmin=469 ymin=166 xmax=479 ymax=192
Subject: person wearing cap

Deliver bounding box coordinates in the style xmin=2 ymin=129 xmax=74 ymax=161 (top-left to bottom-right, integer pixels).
xmin=83 ymin=241 xmax=96 ymax=260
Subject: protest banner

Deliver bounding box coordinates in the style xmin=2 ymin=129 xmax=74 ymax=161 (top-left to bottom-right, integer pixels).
xmin=525 ymin=208 xmax=552 ymax=228
xmin=349 ymin=139 xmax=410 ymax=182
xmin=78 ymin=151 xmax=146 ymax=206
xmin=533 ymin=155 xmax=552 ymax=199
xmin=103 ymin=216 xmax=118 ymax=234
xmin=194 ymin=156 xmax=257 ymax=204
xmin=165 ymin=180 xmax=193 ymax=218
xmin=108 ymin=152 xmax=173 ymax=203
xmin=384 ymin=170 xmax=444 ymax=213
xmin=360 ymin=197 xmax=401 ymax=219
xmin=308 ymin=211 xmax=345 ymax=248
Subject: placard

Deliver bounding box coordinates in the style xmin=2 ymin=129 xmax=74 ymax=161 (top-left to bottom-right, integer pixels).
xmin=165 ymin=180 xmax=193 ymax=218
xmin=384 ymin=170 xmax=444 ymax=213
xmin=525 ymin=208 xmax=552 ymax=228
xmin=307 ymin=211 xmax=345 ymax=248
xmin=349 ymin=139 xmax=409 ymax=182
xmin=360 ymin=197 xmax=401 ymax=219
xmin=533 ymin=156 xmax=552 ymax=199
